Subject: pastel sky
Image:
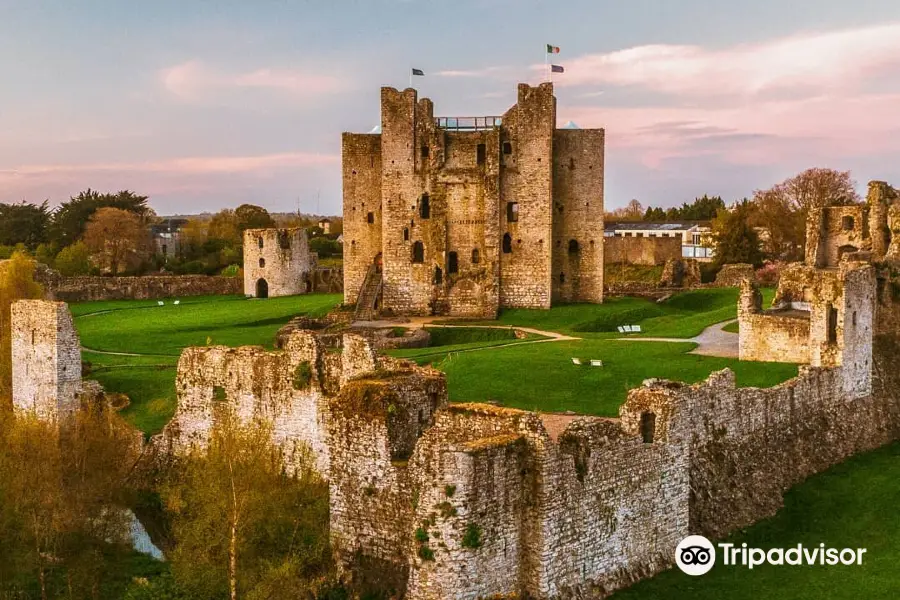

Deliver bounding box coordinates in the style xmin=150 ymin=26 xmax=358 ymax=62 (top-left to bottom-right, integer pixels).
xmin=1 ymin=0 xmax=899 ymax=216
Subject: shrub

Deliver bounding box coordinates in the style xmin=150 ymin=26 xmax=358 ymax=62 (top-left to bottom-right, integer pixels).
xmin=462 ymin=523 xmax=483 ymax=549
xmin=444 ymin=485 xmax=456 ymax=497
xmin=755 ymin=261 xmax=783 ymax=287
xmin=417 ymin=545 xmax=435 ymax=561
xmin=414 ymin=527 xmax=429 ymax=543
xmin=55 ymin=241 xmax=93 ymax=276
xmin=293 ymin=362 xmax=313 ymax=390
xmin=220 ymin=263 xmax=242 ymax=278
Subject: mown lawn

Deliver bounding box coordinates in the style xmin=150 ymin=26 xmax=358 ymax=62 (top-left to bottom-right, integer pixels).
xmin=403 ymin=339 xmax=796 ymax=415
xmin=612 ymin=441 xmax=900 ymax=600
xmin=73 ymin=294 xmax=341 ymax=435
xmin=447 ymin=287 xmax=775 ymax=338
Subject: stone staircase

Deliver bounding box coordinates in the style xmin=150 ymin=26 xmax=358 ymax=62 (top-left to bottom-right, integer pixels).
xmin=354 ymin=266 xmax=383 ymax=321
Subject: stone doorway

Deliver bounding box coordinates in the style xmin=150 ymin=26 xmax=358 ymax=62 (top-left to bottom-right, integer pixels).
xmin=256 ymin=278 xmax=269 ymax=299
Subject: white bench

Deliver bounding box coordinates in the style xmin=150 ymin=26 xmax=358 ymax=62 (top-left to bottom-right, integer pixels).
xmin=617 ymin=325 xmax=642 ymax=333
xmin=174 ymin=300 xmax=180 ymax=305
xmin=157 ymin=301 xmax=164 ymax=306
xmin=590 ymin=359 xmax=603 ymax=367
xmin=571 ymin=358 xmax=582 ymax=365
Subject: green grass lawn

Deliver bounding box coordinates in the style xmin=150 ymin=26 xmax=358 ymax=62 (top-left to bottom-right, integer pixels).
xmin=723 ymin=320 xmax=740 ymax=334
xmin=73 ymin=294 xmax=341 ymax=435
xmin=446 ymin=287 xmax=774 ymax=338
xmin=612 ymin=441 xmax=900 ymax=599
xmin=402 ymin=339 xmax=796 ymax=415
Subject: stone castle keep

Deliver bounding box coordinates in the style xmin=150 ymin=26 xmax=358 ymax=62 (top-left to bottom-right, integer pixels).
xmin=342 ymin=82 xmax=605 ymax=318
xmin=243 ymin=227 xmax=313 ymax=298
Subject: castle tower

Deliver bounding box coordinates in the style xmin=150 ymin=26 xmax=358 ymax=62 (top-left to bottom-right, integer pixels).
xmin=243 ymin=228 xmax=312 ymax=298
xmin=11 ymin=300 xmax=82 ymax=420
xmin=341 ymin=82 xmax=605 ymax=318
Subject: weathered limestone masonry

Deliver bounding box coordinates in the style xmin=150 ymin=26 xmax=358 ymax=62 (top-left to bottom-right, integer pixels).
xmin=806 ymin=180 xmax=899 ymax=268
xmin=603 ymin=235 xmax=681 ymax=266
xmin=342 ymin=82 xmax=604 ymax=317
xmin=11 ymin=300 xmax=89 ymax=420
xmin=243 ymin=227 xmax=312 ymax=298
xmin=158 ymin=331 xmax=447 ymax=478
xmin=38 ymin=271 xmax=242 ymax=302
xmin=330 ymin=401 xmax=689 ymax=599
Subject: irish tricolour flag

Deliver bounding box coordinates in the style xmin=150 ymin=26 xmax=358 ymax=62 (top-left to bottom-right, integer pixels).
xmin=546 ymin=44 xmax=560 ymax=54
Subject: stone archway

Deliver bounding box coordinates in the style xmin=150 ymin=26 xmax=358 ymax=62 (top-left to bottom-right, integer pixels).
xmin=256 ymin=278 xmax=269 ymax=299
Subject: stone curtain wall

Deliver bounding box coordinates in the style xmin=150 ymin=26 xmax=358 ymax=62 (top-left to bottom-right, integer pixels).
xmin=738 ymin=280 xmax=811 ymax=363
xmin=49 ymin=274 xmax=241 ymax=302
xmin=603 ymin=236 xmax=681 ymax=266
xmin=625 ymin=364 xmax=899 ymax=540
xmin=11 ymin=300 xmax=83 ymax=419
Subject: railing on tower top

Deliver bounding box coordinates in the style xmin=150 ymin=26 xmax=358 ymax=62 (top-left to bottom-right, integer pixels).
xmin=434 ymin=116 xmax=502 ymax=131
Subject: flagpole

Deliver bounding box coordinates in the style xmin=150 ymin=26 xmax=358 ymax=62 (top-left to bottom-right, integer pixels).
xmin=409 ymin=68 xmax=412 ymax=90
xmin=544 ymin=47 xmax=548 ymax=83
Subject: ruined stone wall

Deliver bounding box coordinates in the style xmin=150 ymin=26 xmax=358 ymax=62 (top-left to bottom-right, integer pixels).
xmin=603 ymin=236 xmax=680 ymax=267
xmin=738 ymin=280 xmax=811 ymax=363
xmin=342 ymin=133 xmax=383 ymax=304
xmin=820 ymin=205 xmax=869 ymax=267
xmin=243 ymin=228 xmax=311 ymax=298
xmin=498 ymin=83 xmax=555 ymax=309
xmin=867 ymin=181 xmax=897 ymax=259
xmin=330 ymin=400 xmax=690 ymax=600
xmin=626 ymin=364 xmax=899 ymax=540
xmin=713 ymin=263 xmax=755 ymax=287
xmin=552 ymin=129 xmax=604 ymax=303
xmin=11 ymin=300 xmax=82 ymax=419
xmin=51 ymin=274 xmax=241 ymax=302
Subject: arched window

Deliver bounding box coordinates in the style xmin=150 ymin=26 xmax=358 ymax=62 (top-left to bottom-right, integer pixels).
xmin=257 ymin=237 xmax=264 ymax=249
xmin=420 ymin=194 xmax=430 ymax=219
xmin=842 ymin=215 xmax=855 ymax=231
xmin=259 ymin=258 xmax=265 ymax=268
xmin=403 ymin=227 xmax=409 ymax=241
xmin=502 ymin=233 xmax=512 ymax=254
xmin=559 ymin=272 xmax=565 ymax=284
xmin=568 ymin=239 xmax=580 ymax=254
xmin=448 ymin=252 xmax=458 ymax=274
xmin=471 ymin=248 xmax=480 ymax=264
xmin=507 ymin=202 xmax=519 ymax=223
xmin=433 ymin=266 xmax=443 ymax=285
xmin=412 ymin=241 xmax=424 ymax=263
xmin=367 ymin=212 xmax=375 ymax=224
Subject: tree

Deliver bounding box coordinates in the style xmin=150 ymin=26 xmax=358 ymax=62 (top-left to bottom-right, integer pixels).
xmin=234 ymin=204 xmax=275 ymax=232
xmin=0 ymin=253 xmax=44 ymax=406
xmin=607 ymin=199 xmax=644 ymax=221
xmin=0 ymin=405 xmax=142 ymax=598
xmin=208 ymin=210 xmax=241 ymax=247
xmin=49 ymin=189 xmax=151 ymax=248
xmin=162 ymin=408 xmax=332 ymax=600
xmin=54 ymin=242 xmax=93 ymax=276
xmin=711 ymin=201 xmax=765 ymax=268
xmin=0 ymin=202 xmax=50 ymax=249
xmin=751 ymin=168 xmax=860 ymax=261
xmin=83 ymin=208 xmax=151 ymax=275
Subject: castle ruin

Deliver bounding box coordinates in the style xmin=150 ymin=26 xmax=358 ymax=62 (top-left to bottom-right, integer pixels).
xmin=243 ymin=227 xmax=312 ymax=298
xmin=342 ymin=82 xmax=605 ymax=318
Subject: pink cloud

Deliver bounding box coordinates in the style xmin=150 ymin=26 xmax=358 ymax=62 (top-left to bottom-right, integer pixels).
xmin=555 ymin=22 xmax=900 ymax=97
xmin=160 ymin=60 xmax=350 ymax=101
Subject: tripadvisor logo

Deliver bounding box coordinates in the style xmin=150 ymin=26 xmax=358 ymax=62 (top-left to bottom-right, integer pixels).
xmin=675 ymin=535 xmax=867 ymax=576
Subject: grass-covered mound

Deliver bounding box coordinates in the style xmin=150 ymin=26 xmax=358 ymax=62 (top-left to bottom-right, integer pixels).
xmin=426 ymin=326 xmax=517 ymax=347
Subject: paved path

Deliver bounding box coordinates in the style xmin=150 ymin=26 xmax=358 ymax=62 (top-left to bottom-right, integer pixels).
xmin=615 ymin=319 xmax=739 ymax=358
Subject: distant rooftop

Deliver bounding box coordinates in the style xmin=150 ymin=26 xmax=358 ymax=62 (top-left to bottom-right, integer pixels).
xmin=605 ymin=221 xmax=710 ymax=232
xmin=561 ymin=120 xmax=580 ymax=129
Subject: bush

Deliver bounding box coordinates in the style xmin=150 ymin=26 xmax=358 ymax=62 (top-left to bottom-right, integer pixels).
xmin=755 ymin=261 xmax=783 ymax=287
xmin=462 ymin=523 xmax=483 ymax=549
xmin=292 ymin=362 xmax=313 ymax=390
xmin=220 ymin=264 xmax=242 ymax=278
xmin=55 ymin=241 xmax=93 ymax=276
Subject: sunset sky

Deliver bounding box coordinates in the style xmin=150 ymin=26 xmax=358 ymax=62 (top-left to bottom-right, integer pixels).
xmin=1 ymin=0 xmax=898 ymax=215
